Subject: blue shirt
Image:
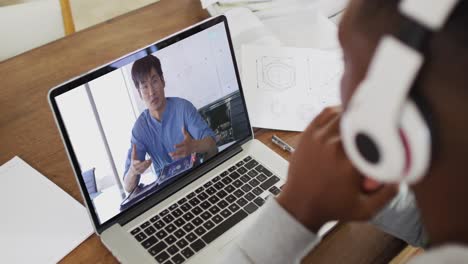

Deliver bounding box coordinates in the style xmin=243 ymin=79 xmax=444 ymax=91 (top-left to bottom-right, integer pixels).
xmin=124 ymin=97 xmax=216 ymax=180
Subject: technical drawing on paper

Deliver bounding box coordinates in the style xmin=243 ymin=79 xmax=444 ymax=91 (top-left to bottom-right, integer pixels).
xmin=256 ymin=56 xmax=296 ymax=91
xmin=306 ymin=55 xmax=343 ymax=106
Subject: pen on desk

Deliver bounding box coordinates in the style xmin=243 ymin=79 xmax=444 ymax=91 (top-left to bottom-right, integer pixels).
xmin=272 ymin=135 xmax=295 ymax=153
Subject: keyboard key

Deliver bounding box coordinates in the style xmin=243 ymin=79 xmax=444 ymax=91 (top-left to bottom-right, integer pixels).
xmin=156 ymin=230 xmax=168 ymax=239
xmin=241 ymin=184 xmax=252 ymax=193
xmin=208 ymin=195 xmax=220 ymax=204
xmin=142 ymin=236 xmax=158 ymax=249
xmin=232 ymin=180 xmax=243 ymax=188
xmin=150 ymin=215 xmax=160 ymax=223
xmin=165 ymin=260 xmax=174 ymax=264
xmin=243 ymin=156 xmax=252 ymax=162
xmin=200 ymin=211 xmax=212 ymax=220
xmin=221 ymin=177 xmax=232 ymax=185
xmin=224 ymin=185 xmax=235 ymax=193
xmin=269 ymin=186 xmax=281 ymax=195
xmin=167 ymin=245 xmax=179 ymax=255
xmin=155 ymin=251 xmax=170 ymax=263
xmin=195 ymin=187 xmax=204 ymax=194
xmin=172 ymin=209 xmax=183 ymax=218
xmin=220 ymin=209 xmax=232 ymax=218
xmin=154 ymin=220 xmax=166 ymax=229
xmin=174 ymin=229 xmax=186 ymax=239
xmin=237 ymin=167 xmax=247 ymax=175
xmin=228 ymin=203 xmax=240 ymax=212
xmin=180 ymin=203 xmax=192 ymax=212
xmin=214 ymin=182 xmax=225 ymax=190
xmin=183 ymin=223 xmax=195 ymax=232
xmin=233 ymin=189 xmax=245 ymax=198
xmin=190 ymin=239 xmax=206 ymax=252
xmin=203 ymin=181 xmax=213 ymax=188
xmin=200 ymin=201 xmax=211 ymax=210
xmin=163 ymin=214 xmax=175 ymax=224
xmin=169 ymin=204 xmax=178 ymax=210
xmin=185 ymin=232 xmax=197 ymax=242
xmin=209 ymin=205 xmax=220 ymax=215
xmin=165 ymin=235 xmax=176 ymax=245
xmin=254 ymin=197 xmax=265 ymax=207
xmin=189 ymin=197 xmax=201 ymax=207
xmin=236 ymin=197 xmax=248 ymax=207
xmin=240 ymin=175 xmax=250 ymax=183
xmin=177 ymin=198 xmax=187 ymax=205
xmin=131 ymin=227 xmax=141 ymax=235
xmin=216 ymin=190 xmax=228 ymax=199
xmin=236 ymin=160 xmax=245 ymax=167
xmin=135 ymin=232 xmax=147 ymax=242
xmin=249 ymin=179 xmax=260 ymax=187
xmin=171 ymin=253 xmax=184 ymax=264
xmin=228 ymin=166 xmax=236 ymax=172
xmin=206 ymin=187 xmax=216 ymax=195
xmin=192 ymin=217 xmax=203 ymax=226
xmin=244 ymin=192 xmax=255 ymax=201
xmin=176 ymin=238 xmax=188 ymax=249
xmin=212 ymin=214 xmax=223 ymax=224
xmin=244 ymin=203 xmax=259 ymax=214
xmin=203 ymin=220 xmax=215 ymax=230
xmin=192 ymin=206 xmax=203 ymax=215
xmin=225 ymin=194 xmax=236 ymax=203
xmin=255 ymin=165 xmax=273 ymax=177
xmin=141 ymin=221 xmax=151 ymax=229
xmin=230 ymin=171 xmax=241 ymax=179
xmin=149 ymin=241 xmax=167 ymax=256
xmin=160 ymin=209 xmax=170 ymax=217
xmin=194 ymin=226 xmax=207 ymax=236
xmin=202 ymin=210 xmax=248 ymax=244
xmin=174 ymin=218 xmax=186 ymax=228
xmin=197 ymin=192 xmax=208 ymax=201
xmin=187 ymin=192 xmax=196 ymax=199
xmin=247 ymin=170 xmax=259 ymax=178
xmin=252 ymin=187 xmax=263 ymax=196
xmin=165 ymin=224 xmax=176 ymax=233
xmin=217 ymin=200 xmax=228 ymax=209
xmin=182 ymin=212 xmax=194 ymax=222
xmin=260 ymin=175 xmax=280 ymax=190
xmin=244 ymin=160 xmax=258 ymax=170
xmin=181 ymin=247 xmax=194 ymax=259
xmin=212 ymin=175 xmax=221 ymax=182
xmin=220 ymin=171 xmax=229 ymax=177
xmin=256 ymin=174 xmax=267 ymax=182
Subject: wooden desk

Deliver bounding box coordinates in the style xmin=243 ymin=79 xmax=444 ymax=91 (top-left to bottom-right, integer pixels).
xmin=0 ymin=0 xmax=406 ymax=262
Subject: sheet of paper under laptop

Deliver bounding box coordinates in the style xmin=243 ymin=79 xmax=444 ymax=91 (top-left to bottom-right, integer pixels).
xmin=0 ymin=156 xmax=93 ymax=263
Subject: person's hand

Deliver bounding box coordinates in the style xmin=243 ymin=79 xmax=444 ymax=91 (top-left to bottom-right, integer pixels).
xmin=130 ymin=144 xmax=152 ymax=175
xmin=170 ymin=127 xmax=197 ymax=160
xmin=277 ymin=106 xmax=398 ymax=232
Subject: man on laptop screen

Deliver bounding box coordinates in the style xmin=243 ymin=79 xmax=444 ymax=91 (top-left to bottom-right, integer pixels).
xmin=123 ymin=55 xmax=218 ymax=193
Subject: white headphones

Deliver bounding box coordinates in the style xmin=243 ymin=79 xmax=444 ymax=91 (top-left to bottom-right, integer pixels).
xmin=341 ymin=0 xmax=460 ymax=184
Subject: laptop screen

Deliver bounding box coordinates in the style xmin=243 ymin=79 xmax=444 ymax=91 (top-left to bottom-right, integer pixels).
xmin=49 ymin=16 xmax=252 ymax=230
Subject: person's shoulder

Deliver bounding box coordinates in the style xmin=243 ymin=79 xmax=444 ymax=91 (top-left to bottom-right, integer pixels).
xmin=133 ymin=109 xmax=150 ymax=130
xmin=170 ymin=97 xmax=196 ymax=109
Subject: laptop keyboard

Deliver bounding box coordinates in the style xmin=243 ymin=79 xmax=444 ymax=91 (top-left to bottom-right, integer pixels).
xmin=129 ymin=156 xmax=284 ymax=264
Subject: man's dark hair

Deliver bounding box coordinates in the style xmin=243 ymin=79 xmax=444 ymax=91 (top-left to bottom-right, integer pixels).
xmin=131 ymin=55 xmax=164 ymax=90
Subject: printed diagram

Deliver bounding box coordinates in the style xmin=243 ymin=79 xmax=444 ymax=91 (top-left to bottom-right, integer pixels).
xmin=257 ymin=56 xmax=296 ymax=91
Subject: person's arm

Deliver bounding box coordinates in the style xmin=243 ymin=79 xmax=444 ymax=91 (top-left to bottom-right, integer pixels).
xmin=219 ymin=198 xmax=321 ymax=264
xmin=124 ymin=144 xmax=151 ymax=193
xmin=221 ymin=107 xmax=398 ymax=263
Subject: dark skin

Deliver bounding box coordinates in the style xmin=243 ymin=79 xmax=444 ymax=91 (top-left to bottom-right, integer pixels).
xmin=278 ymin=0 xmax=468 ymax=247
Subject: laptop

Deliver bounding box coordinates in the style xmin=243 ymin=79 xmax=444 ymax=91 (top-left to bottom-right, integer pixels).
xmin=48 ymin=15 xmax=288 ymax=263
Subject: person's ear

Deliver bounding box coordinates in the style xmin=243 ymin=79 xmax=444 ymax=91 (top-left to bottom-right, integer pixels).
xmin=161 ymin=75 xmax=165 ymax=88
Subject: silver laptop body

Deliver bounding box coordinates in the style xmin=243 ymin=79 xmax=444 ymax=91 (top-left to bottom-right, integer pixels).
xmin=49 ymin=15 xmax=288 ymax=264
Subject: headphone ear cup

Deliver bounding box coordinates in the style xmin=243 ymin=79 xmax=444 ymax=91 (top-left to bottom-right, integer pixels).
xmin=399 ymin=100 xmax=432 ymax=183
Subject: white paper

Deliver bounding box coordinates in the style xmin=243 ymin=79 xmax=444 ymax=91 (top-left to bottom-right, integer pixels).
xmin=225 ymin=8 xmax=281 ymax=73
xmin=242 ymin=45 xmax=343 ymax=131
xmin=0 ymin=157 xmax=93 ymax=263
